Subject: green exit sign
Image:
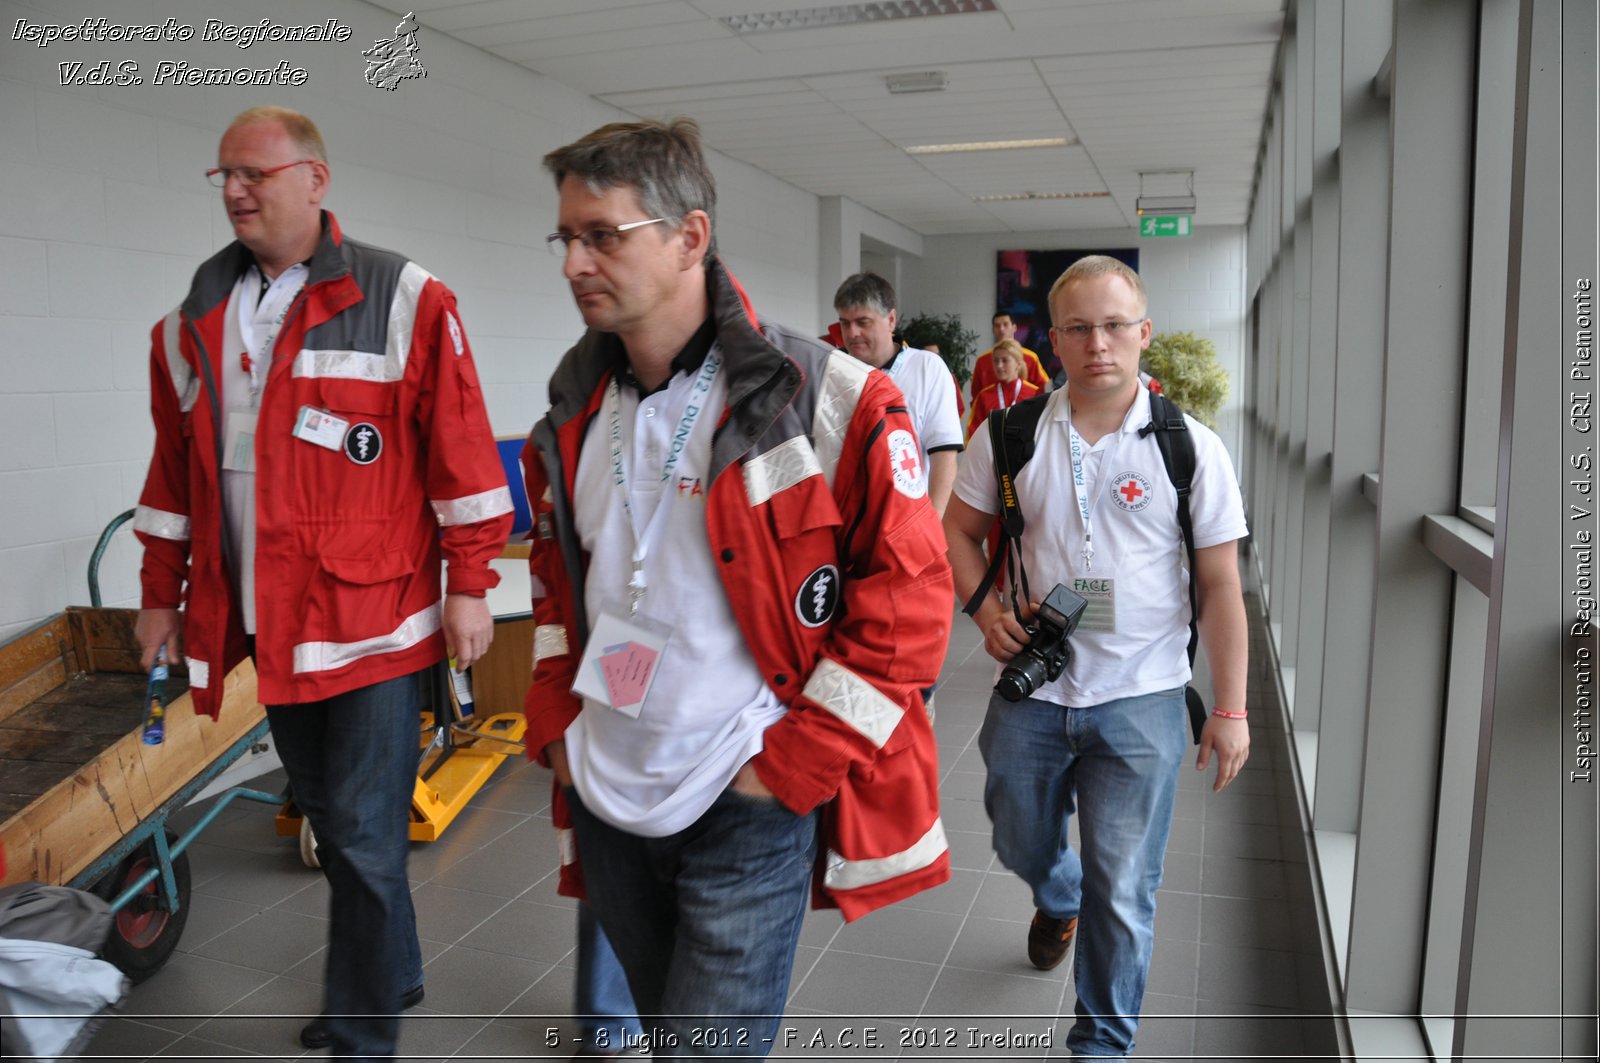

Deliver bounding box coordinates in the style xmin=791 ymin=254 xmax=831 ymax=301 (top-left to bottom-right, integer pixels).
xmin=1140 ymin=215 xmax=1192 ymax=237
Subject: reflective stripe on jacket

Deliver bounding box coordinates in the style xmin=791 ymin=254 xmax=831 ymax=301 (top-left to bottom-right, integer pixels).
xmin=135 ymin=212 xmax=513 ymax=715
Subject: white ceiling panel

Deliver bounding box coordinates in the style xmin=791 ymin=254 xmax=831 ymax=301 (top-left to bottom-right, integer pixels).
xmin=376 ymin=0 xmax=1282 ymax=234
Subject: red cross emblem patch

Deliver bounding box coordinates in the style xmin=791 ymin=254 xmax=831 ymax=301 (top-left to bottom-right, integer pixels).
xmin=887 ymin=429 xmax=927 ymax=499
xmin=1110 ymin=470 xmax=1153 ymax=512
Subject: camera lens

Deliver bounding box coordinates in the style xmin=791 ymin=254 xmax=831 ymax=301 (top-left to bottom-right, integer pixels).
xmin=996 ymin=671 xmax=1031 ymax=702
xmin=997 ymin=652 xmax=1048 ymax=703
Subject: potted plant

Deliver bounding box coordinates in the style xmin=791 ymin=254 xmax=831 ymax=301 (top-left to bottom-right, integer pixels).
xmin=900 ymin=312 xmax=980 ymax=392
xmin=1141 ymin=330 xmax=1230 ymax=428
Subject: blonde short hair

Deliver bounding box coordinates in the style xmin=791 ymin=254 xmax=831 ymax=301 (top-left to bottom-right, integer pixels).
xmin=1047 ymin=255 xmax=1147 ymax=320
xmin=991 ymin=339 xmax=1025 ymax=369
xmin=227 ymin=106 xmax=327 ymax=162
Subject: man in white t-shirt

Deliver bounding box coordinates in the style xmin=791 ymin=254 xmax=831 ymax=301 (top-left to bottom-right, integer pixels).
xmin=833 ymin=273 xmax=964 ymax=515
xmin=944 ymin=255 xmax=1251 ymax=1060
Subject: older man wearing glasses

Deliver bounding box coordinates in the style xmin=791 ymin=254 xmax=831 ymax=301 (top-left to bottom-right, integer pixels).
xmin=522 ymin=117 xmax=951 ymax=1055
xmin=944 ymin=255 xmax=1250 ymax=1060
xmin=132 ymin=106 xmax=512 ymax=1062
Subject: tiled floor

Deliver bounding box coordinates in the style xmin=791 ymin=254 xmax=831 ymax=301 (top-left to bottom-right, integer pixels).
xmin=84 ymin=560 xmax=1338 ymax=1061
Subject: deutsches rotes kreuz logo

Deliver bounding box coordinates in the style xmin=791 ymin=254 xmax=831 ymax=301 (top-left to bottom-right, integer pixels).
xmin=1110 ymin=470 xmax=1154 ymax=512
xmin=887 ymin=429 xmax=926 ymax=499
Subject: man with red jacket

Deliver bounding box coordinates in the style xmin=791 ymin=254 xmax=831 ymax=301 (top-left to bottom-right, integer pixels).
xmin=524 ymin=118 xmax=951 ymax=1054
xmin=132 ymin=107 xmax=512 ymax=1061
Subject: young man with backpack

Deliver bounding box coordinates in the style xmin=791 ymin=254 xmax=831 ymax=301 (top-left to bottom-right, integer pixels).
xmin=943 ymin=255 xmax=1250 ymax=1060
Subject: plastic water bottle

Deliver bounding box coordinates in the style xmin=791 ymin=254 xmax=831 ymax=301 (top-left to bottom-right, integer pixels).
xmin=142 ymin=644 xmax=168 ymax=746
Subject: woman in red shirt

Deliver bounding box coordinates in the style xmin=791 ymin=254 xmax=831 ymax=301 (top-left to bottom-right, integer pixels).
xmin=966 ymin=340 xmax=1041 ymax=440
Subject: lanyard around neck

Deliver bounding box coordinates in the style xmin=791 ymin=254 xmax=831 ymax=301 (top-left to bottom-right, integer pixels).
xmin=605 ymin=352 xmax=723 ymax=614
xmin=1065 ymin=404 xmax=1128 ymax=572
xmin=238 ymin=267 xmax=304 ymax=406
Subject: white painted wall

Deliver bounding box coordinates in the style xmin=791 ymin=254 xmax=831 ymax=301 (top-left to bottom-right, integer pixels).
xmin=0 ymin=0 xmax=818 ymax=642
xmin=900 ymin=225 xmax=1249 ymax=462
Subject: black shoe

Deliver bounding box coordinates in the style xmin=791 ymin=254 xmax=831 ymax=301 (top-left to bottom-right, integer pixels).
xmin=1026 ymin=910 xmax=1078 ymax=971
xmin=299 ymin=984 xmax=425 ymax=1049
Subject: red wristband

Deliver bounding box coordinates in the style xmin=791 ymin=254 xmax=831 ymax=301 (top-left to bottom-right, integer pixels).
xmin=1211 ymin=707 xmax=1248 ymax=719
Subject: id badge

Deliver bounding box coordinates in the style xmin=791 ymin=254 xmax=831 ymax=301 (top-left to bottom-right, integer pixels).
xmin=293 ymin=406 xmax=349 ymax=451
xmin=1070 ymin=576 xmax=1118 ymax=634
xmin=223 ymin=408 xmax=258 ymax=472
xmin=571 ymin=606 xmax=671 ymax=719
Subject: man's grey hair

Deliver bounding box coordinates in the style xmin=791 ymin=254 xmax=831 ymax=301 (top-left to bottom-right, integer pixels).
xmin=543 ymin=117 xmax=717 ymax=261
xmin=833 ymin=272 xmax=897 ymax=316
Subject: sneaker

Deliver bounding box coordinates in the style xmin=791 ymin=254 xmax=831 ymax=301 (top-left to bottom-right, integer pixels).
xmin=1026 ymin=910 xmax=1078 ymax=971
xmin=299 ymin=983 xmax=425 ymax=1049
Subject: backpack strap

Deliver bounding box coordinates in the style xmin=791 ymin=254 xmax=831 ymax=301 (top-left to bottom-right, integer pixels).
xmin=962 ymin=393 xmax=1050 ymax=617
xmin=1139 ymin=391 xmax=1207 ymax=741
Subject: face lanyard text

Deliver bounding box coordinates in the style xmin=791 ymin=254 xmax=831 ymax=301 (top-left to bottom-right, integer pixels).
xmin=1065 ymin=406 xmax=1127 ymax=572
xmin=605 ymin=352 xmax=723 ymax=615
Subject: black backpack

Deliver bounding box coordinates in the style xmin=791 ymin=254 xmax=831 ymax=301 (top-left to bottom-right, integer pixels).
xmin=963 ymin=389 xmax=1209 ymax=742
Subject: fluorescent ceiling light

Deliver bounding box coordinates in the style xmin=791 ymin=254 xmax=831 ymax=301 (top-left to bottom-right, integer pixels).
xmin=1135 ymin=194 xmax=1197 ymax=215
xmin=723 ymin=0 xmax=997 ymax=34
xmin=886 ymin=71 xmax=948 ymax=94
xmin=975 ymin=191 xmax=1110 ymax=202
xmin=1136 ymin=171 xmax=1196 ymax=214
xmin=906 ymin=137 xmax=1074 ymax=154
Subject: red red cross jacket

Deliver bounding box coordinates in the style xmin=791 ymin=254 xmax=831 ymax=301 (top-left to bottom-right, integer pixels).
xmin=134 ymin=213 xmax=513 ymax=716
xmin=523 ymin=262 xmax=953 ymax=921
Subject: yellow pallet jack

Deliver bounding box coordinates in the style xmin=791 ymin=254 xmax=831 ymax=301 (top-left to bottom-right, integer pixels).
xmin=275 ymin=662 xmax=527 ymax=865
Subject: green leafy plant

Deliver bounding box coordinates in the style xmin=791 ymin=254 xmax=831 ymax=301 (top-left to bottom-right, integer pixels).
xmin=900 ymin=312 xmax=980 ymax=390
xmin=1142 ymin=331 xmax=1230 ymax=428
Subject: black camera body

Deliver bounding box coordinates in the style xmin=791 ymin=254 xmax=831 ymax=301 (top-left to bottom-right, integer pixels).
xmin=996 ymin=583 xmax=1090 ymax=703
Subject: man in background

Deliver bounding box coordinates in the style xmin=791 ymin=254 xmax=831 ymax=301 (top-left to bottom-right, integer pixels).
xmin=971 ymin=310 xmax=1051 ymax=397
xmin=944 ymin=256 xmax=1250 ymax=1059
xmin=833 ymin=273 xmax=964 ymax=515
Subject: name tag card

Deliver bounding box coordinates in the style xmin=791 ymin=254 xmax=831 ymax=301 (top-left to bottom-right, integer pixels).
xmin=1071 ymin=576 xmax=1118 ymax=634
xmin=572 ymin=609 xmax=671 ymax=719
xmin=293 ymin=406 xmax=349 ymax=451
xmin=223 ymin=409 xmax=258 ymax=472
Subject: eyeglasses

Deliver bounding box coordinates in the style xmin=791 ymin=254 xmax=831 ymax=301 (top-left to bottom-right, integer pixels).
xmin=206 ymin=161 xmax=316 ymax=188
xmin=546 ymin=218 xmax=666 ymax=257
xmin=1051 ymin=319 xmax=1146 ymax=341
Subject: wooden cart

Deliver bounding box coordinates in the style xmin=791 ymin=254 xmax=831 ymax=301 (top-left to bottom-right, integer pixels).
xmin=0 ymin=607 xmax=276 ymax=982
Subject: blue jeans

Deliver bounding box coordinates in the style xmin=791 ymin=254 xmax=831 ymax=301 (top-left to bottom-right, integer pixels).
xmin=567 ymin=786 xmax=819 ymax=1059
xmin=978 ymin=688 xmax=1187 ymax=1060
xmin=577 ymin=900 xmax=642 ymax=1052
xmin=266 ymin=668 xmax=426 ymax=1062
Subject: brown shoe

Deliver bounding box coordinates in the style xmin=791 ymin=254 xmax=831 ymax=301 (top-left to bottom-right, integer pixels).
xmin=1027 ymin=910 xmax=1078 ymax=970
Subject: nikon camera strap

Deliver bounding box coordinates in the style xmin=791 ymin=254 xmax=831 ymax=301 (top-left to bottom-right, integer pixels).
xmin=961 ymin=393 xmax=1051 ymax=620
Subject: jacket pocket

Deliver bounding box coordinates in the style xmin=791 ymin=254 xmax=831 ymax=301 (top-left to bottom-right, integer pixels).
xmin=315 ymin=379 xmax=398 ymax=417
xmin=308 ymin=548 xmax=422 ymax=648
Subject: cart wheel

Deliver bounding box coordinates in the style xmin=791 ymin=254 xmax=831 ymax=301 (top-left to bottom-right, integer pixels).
xmin=91 ymin=830 xmax=191 ymax=984
xmin=299 ymin=817 xmax=321 ymax=869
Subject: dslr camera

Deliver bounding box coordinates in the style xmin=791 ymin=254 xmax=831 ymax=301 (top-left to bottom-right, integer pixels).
xmin=996 ymin=583 xmax=1090 ymax=703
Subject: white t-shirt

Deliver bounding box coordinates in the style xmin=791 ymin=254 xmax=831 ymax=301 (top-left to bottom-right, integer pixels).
xmin=953 ymin=386 xmax=1247 ymax=707
xmin=882 ymin=346 xmax=963 ymax=458
xmin=567 ymin=358 xmax=786 ymax=837
xmin=219 ymin=263 xmax=307 ymax=634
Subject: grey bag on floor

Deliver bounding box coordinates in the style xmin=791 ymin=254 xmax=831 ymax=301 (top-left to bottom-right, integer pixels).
xmin=0 ymin=882 xmax=128 ymax=1062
